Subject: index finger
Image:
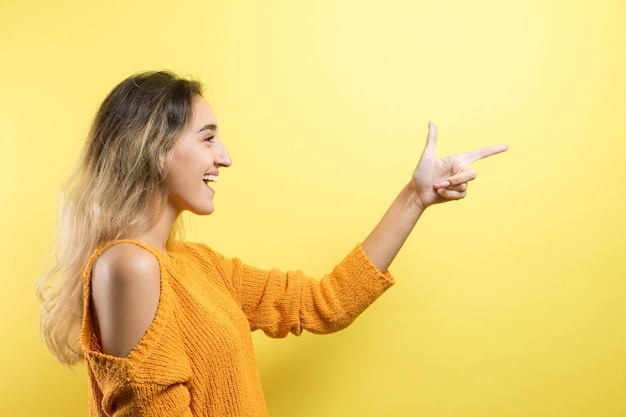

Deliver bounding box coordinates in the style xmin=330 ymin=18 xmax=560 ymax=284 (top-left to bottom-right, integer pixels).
xmin=454 ymin=144 xmax=509 ymax=166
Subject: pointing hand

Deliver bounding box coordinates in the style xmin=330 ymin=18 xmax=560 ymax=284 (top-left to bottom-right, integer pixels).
xmin=411 ymin=122 xmax=508 ymax=210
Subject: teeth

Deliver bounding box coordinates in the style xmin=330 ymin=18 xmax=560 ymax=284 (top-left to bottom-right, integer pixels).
xmin=203 ymin=175 xmax=218 ymax=183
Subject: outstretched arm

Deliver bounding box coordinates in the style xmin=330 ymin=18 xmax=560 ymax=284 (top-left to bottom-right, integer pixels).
xmin=361 ymin=122 xmax=508 ymax=272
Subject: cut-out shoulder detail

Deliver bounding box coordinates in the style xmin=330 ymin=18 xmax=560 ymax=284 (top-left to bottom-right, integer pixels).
xmin=91 ymin=242 xmax=161 ymax=358
xmin=80 ymin=241 xmax=394 ymax=416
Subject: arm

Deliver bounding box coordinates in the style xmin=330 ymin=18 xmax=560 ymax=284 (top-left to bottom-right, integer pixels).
xmin=230 ymin=247 xmax=394 ymax=338
xmin=91 ymin=242 xmax=161 ymax=357
xmin=362 ymin=122 xmax=508 ymax=271
xmin=88 ymin=243 xmax=193 ymax=416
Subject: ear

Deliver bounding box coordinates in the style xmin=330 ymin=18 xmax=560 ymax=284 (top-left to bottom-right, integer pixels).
xmin=158 ymin=146 xmax=176 ymax=176
xmin=159 ymin=155 xmax=166 ymax=171
xmin=158 ymin=151 xmax=171 ymax=173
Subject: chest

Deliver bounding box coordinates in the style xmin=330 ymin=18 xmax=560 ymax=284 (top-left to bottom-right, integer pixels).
xmin=163 ymin=259 xmax=251 ymax=350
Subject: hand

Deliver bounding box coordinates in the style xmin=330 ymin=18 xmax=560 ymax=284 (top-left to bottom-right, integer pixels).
xmin=411 ymin=122 xmax=508 ymax=211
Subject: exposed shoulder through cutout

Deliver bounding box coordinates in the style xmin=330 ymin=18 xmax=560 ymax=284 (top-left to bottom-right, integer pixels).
xmin=90 ymin=242 xmax=161 ymax=358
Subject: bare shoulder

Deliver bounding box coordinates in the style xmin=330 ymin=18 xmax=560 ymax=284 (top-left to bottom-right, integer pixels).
xmin=93 ymin=242 xmax=160 ymax=280
xmin=91 ymin=243 xmax=161 ymax=358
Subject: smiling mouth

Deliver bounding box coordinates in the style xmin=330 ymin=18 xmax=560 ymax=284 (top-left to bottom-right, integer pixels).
xmin=203 ymin=174 xmax=218 ymax=185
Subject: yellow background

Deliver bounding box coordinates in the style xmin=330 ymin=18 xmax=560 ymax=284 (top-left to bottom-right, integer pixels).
xmin=1 ymin=0 xmax=625 ymax=416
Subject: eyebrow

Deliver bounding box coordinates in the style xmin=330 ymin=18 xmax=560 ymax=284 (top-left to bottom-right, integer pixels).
xmin=198 ymin=124 xmax=217 ymax=133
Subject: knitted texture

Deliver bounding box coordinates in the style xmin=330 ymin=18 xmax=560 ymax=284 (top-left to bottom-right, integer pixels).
xmin=80 ymin=240 xmax=395 ymax=416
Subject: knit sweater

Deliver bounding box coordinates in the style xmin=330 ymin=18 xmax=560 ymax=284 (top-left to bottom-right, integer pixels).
xmin=80 ymin=240 xmax=395 ymax=416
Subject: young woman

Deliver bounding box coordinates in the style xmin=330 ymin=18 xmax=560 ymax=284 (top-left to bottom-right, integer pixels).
xmin=37 ymin=70 xmax=507 ymax=416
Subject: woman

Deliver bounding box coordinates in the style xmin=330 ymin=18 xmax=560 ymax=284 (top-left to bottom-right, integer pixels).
xmin=37 ymin=70 xmax=507 ymax=416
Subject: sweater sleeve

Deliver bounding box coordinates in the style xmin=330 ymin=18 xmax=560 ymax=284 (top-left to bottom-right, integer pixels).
xmin=84 ymin=350 xmax=193 ymax=417
xmin=224 ymin=244 xmax=395 ymax=338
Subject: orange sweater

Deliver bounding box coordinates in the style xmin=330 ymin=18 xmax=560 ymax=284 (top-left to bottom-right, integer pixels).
xmin=80 ymin=240 xmax=394 ymax=416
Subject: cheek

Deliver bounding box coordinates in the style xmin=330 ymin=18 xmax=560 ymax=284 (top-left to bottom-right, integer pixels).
xmin=164 ymin=140 xmax=210 ymax=181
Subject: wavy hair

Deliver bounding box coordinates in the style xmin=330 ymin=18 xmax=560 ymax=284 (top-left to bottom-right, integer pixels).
xmin=37 ymin=71 xmax=203 ymax=364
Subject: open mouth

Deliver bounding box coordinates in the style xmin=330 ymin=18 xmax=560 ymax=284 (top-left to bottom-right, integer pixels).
xmin=203 ymin=174 xmax=218 ymax=185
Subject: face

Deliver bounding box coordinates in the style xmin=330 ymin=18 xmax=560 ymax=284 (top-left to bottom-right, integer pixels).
xmin=165 ymin=96 xmax=232 ymax=217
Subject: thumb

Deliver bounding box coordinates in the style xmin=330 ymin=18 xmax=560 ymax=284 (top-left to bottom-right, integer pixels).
xmin=421 ymin=121 xmax=438 ymax=157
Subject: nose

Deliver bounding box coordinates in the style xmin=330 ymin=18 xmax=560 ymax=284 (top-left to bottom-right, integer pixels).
xmin=215 ymin=140 xmax=232 ymax=167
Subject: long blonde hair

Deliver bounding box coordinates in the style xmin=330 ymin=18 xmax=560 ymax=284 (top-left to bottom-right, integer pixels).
xmin=37 ymin=71 xmax=203 ymax=365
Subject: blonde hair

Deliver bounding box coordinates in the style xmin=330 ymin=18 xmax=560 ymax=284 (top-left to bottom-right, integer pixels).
xmin=37 ymin=71 xmax=203 ymax=364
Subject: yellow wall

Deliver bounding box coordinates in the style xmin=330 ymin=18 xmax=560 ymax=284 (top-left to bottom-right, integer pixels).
xmin=1 ymin=0 xmax=625 ymax=415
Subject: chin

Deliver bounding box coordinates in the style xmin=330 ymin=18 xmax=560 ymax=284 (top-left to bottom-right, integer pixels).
xmin=197 ymin=206 xmax=215 ymax=216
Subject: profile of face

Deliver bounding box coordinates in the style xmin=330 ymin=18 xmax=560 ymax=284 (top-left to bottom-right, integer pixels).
xmin=164 ymin=96 xmax=232 ymax=216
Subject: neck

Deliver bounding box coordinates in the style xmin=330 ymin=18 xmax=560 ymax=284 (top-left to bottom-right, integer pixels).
xmin=130 ymin=206 xmax=180 ymax=254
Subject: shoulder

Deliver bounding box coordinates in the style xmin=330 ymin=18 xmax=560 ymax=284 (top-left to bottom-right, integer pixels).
xmin=173 ymin=240 xmax=240 ymax=281
xmin=93 ymin=242 xmax=161 ymax=280
xmin=90 ymin=242 xmax=161 ymax=358
xmin=175 ymin=240 xmax=226 ymax=265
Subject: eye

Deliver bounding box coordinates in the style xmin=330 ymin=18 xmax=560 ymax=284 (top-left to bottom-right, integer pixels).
xmin=204 ymin=135 xmax=215 ymax=144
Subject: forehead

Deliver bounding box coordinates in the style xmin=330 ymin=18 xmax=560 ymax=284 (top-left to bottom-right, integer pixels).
xmin=190 ymin=96 xmax=217 ymax=129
